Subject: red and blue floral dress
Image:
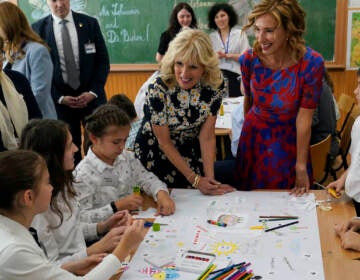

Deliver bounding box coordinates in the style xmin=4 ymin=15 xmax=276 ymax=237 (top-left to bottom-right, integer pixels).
xmin=234 ymin=47 xmax=324 ymax=190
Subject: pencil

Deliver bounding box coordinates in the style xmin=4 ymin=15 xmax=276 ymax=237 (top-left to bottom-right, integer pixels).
xmin=197 ymin=264 xmax=216 ymax=280
xmin=259 ymin=218 xmax=298 ymax=222
xmin=265 ymin=221 xmax=299 ymax=232
xmin=259 ymin=215 xmax=298 ymax=219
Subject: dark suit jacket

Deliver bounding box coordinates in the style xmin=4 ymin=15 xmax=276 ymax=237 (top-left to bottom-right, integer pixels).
xmin=32 ymin=11 xmax=110 ymax=109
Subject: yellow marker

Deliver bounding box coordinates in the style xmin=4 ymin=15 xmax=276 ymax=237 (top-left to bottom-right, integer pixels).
xmin=219 ymin=103 xmax=224 ymax=116
xmin=250 ymin=225 xmax=264 ymax=230
xmin=328 ymin=187 xmax=341 ymax=199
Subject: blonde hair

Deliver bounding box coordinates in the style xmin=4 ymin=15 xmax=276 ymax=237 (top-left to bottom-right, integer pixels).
xmin=0 ymin=2 xmax=49 ymax=63
xmin=243 ymin=0 xmax=306 ymax=62
xmin=160 ymin=29 xmax=222 ymax=89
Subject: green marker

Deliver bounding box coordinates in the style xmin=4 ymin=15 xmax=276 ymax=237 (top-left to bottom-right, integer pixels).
xmin=133 ymin=185 xmax=141 ymax=195
xmin=133 ymin=186 xmax=142 ymax=211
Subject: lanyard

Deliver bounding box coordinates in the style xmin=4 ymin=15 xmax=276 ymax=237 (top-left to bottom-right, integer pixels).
xmin=218 ymin=29 xmax=231 ymax=54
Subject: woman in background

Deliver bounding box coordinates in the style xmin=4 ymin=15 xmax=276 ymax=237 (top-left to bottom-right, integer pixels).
xmin=0 ymin=38 xmax=41 ymax=152
xmin=234 ymin=0 xmax=324 ymax=193
xmin=0 ymin=2 xmax=56 ymax=119
xmin=208 ymin=2 xmax=250 ymax=97
xmin=156 ymin=2 xmax=197 ymax=62
xmin=0 ymin=150 xmax=145 ymax=279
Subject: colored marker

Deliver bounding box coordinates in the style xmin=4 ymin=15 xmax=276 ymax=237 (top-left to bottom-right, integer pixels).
xmin=133 ymin=185 xmax=142 ymax=211
xmin=265 ymin=221 xmax=299 ymax=232
xmin=143 ymin=221 xmax=168 ymax=227
xmin=314 ymin=182 xmax=341 ymax=198
xmin=133 ymin=185 xmax=141 ymax=195
xmin=207 ymin=219 xmax=227 ymax=227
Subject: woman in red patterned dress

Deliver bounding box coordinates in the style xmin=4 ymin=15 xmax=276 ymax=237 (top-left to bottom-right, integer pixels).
xmin=234 ymin=0 xmax=324 ymax=195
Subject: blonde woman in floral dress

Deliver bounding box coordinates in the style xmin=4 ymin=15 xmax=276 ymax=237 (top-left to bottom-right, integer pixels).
xmin=135 ymin=29 xmax=234 ymax=195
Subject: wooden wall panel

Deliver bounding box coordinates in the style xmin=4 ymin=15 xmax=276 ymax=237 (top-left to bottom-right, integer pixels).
xmin=329 ymin=69 xmax=357 ymax=101
xmin=105 ymin=71 xmax=153 ymax=102
xmin=105 ymin=69 xmax=358 ymax=103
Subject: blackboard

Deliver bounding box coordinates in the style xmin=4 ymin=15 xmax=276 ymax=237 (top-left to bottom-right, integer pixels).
xmin=18 ymin=0 xmax=340 ymax=66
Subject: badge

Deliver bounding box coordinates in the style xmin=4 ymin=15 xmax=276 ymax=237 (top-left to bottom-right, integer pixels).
xmin=84 ymin=43 xmax=96 ymax=54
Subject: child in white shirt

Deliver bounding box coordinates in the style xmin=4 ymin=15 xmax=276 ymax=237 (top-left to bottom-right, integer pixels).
xmin=327 ymin=69 xmax=360 ymax=211
xmin=20 ymin=119 xmax=131 ymax=267
xmin=327 ymin=68 xmax=360 ymax=252
xmin=0 ymin=150 xmax=144 ymax=279
xmin=74 ymin=104 xmax=175 ymax=225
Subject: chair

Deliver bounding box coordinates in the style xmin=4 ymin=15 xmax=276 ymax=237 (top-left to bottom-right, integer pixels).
xmin=331 ymin=105 xmax=360 ymax=178
xmin=336 ymin=94 xmax=355 ymax=138
xmin=310 ymin=134 xmax=333 ymax=184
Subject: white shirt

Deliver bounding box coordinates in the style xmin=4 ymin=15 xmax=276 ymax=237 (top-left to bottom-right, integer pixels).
xmin=134 ymin=70 xmax=159 ymax=119
xmin=345 ymin=116 xmax=360 ymax=202
xmin=51 ymin=11 xmax=79 ymax=85
xmin=0 ymin=215 xmax=121 ymax=280
xmin=73 ymin=148 xmax=169 ymax=223
xmin=209 ymin=28 xmax=250 ymax=75
xmin=31 ymin=192 xmax=98 ymax=265
xmin=231 ymin=100 xmax=245 ymax=157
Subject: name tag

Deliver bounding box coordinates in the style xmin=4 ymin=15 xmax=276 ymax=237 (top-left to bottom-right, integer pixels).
xmin=84 ymin=43 xmax=96 ymax=54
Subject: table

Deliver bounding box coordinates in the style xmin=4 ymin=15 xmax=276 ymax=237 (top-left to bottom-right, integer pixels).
xmin=112 ymin=190 xmax=360 ymax=279
xmin=315 ymin=191 xmax=360 ymax=280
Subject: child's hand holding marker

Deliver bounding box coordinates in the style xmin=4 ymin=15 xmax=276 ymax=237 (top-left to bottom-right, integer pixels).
xmin=315 ymin=182 xmax=342 ymax=198
xmin=113 ymin=188 xmax=143 ymax=212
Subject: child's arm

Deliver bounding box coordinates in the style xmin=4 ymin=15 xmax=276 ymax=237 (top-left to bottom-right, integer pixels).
xmin=131 ymin=156 xmax=169 ymax=201
xmin=155 ymin=190 xmax=176 ymax=216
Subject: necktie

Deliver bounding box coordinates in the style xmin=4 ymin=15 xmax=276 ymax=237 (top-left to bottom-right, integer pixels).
xmin=29 ymin=227 xmax=48 ymax=257
xmin=60 ymin=19 xmax=80 ymax=90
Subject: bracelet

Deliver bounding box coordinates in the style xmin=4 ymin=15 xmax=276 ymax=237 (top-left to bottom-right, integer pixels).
xmin=192 ymin=175 xmax=200 ymax=189
xmin=110 ymin=201 xmax=117 ymax=213
xmin=187 ymin=172 xmax=196 ymax=183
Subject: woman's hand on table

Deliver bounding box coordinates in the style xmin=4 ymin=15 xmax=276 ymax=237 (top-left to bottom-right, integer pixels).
xmin=197 ymin=177 xmax=236 ymax=195
xmin=291 ymin=168 xmax=310 ymax=196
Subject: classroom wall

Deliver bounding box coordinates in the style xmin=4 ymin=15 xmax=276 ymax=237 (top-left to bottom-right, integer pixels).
xmin=104 ymin=69 xmax=358 ymax=103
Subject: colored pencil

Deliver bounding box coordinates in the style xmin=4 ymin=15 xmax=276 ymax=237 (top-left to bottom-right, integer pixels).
xmin=265 ymin=221 xmax=299 ymax=232
xmin=197 ymin=264 xmax=217 ymax=280
xmin=259 ymin=218 xmax=298 ymax=222
xmin=259 ymin=215 xmax=298 ymax=219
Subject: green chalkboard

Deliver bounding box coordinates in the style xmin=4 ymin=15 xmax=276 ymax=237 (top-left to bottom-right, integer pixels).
xmin=18 ymin=0 xmax=337 ymax=64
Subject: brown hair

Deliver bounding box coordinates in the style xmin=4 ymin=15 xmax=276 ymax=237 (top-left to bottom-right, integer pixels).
xmin=243 ymin=0 xmax=306 ymax=62
xmin=84 ymin=104 xmax=130 ymax=152
xmin=0 ymin=2 xmax=49 ymax=63
xmin=20 ymin=119 xmax=75 ymax=227
xmin=0 ymin=150 xmax=46 ymax=210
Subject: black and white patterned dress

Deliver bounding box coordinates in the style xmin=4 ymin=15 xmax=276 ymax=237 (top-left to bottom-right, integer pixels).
xmin=134 ymin=76 xmax=223 ymax=188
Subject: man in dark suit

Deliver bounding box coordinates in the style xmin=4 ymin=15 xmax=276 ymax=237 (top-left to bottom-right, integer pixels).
xmin=32 ymin=0 xmax=110 ymax=163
